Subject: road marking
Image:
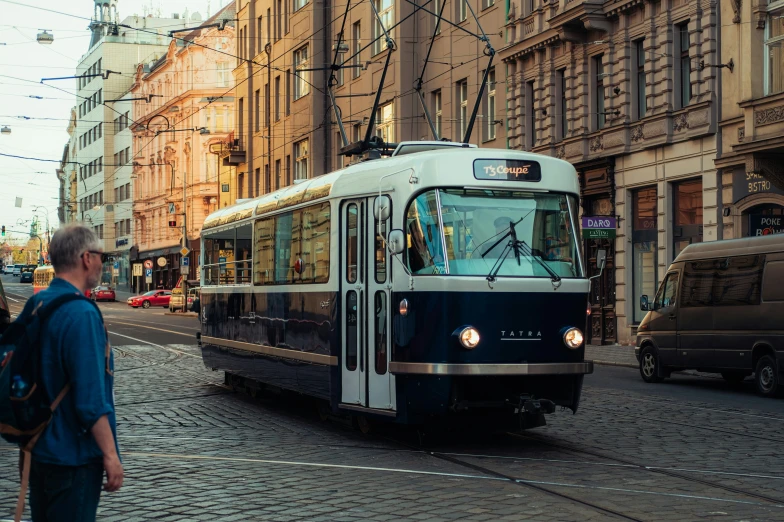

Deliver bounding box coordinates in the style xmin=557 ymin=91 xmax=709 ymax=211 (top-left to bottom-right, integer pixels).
xmin=123 ymin=451 xmax=784 ymax=507
xmin=4 ymin=295 xmax=21 ymax=303
xmin=108 ymin=332 xmax=200 ymax=358
xmin=107 ymin=320 xmax=198 ymax=339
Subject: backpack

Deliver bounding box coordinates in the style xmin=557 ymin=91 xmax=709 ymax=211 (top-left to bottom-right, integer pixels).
xmin=0 ymin=292 xmax=94 ymax=522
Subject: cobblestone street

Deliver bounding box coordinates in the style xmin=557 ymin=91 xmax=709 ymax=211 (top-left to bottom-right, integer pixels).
xmin=2 ymin=331 xmax=782 ymax=520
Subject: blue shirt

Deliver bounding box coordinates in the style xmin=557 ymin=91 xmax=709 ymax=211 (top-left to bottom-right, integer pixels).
xmin=17 ymin=278 xmax=118 ymax=466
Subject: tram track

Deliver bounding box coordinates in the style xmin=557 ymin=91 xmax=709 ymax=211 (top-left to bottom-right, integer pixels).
xmin=507 ymin=431 xmax=784 ymax=507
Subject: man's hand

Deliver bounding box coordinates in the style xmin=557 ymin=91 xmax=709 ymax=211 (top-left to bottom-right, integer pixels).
xmin=103 ymin=454 xmax=124 ymax=492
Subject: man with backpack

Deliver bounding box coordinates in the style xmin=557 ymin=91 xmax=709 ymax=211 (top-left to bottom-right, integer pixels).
xmin=1 ymin=224 xmax=122 ymax=521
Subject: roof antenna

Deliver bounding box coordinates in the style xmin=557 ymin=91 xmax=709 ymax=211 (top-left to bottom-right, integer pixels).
xmin=414 ymin=0 xmax=447 ymax=140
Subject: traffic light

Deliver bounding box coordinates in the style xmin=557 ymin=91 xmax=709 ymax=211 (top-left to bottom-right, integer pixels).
xmin=168 ymin=219 xmax=177 ymax=227
xmin=1 ymin=225 xmax=4 ymax=236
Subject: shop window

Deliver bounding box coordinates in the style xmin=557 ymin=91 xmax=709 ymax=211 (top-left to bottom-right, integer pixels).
xmin=632 ymin=187 xmax=657 ymax=323
xmin=673 ymin=179 xmax=702 ymax=258
xmin=765 ymin=7 xmax=784 ymax=95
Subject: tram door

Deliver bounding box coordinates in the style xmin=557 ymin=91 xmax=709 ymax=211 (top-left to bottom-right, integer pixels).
xmin=340 ymin=199 xmax=395 ymax=411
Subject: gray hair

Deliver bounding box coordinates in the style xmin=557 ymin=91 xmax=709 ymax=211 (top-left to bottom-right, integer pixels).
xmin=49 ymin=224 xmax=101 ymax=272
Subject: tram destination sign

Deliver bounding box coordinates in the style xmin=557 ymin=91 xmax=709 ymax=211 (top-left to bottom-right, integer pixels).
xmin=473 ymin=159 xmax=541 ymax=182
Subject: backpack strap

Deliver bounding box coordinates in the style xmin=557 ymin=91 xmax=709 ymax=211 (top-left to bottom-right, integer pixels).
xmin=34 ymin=292 xmax=95 ymax=322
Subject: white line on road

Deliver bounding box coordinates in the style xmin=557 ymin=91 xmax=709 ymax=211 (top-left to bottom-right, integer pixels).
xmin=108 ymin=332 xmax=199 ymax=358
xmin=123 ymin=451 xmax=784 ymax=508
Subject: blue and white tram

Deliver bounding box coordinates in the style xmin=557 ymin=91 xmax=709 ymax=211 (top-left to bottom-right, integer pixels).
xmin=198 ymin=143 xmax=593 ymax=428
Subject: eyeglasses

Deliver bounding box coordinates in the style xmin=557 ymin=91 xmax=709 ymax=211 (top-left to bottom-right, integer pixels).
xmin=86 ymin=250 xmax=111 ymax=263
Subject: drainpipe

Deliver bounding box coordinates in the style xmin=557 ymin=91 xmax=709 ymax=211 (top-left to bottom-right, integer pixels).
xmin=715 ymin=2 xmax=723 ymax=241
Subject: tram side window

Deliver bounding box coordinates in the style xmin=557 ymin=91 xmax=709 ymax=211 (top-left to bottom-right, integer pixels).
xmin=236 ymin=224 xmax=253 ymax=284
xmin=253 ymin=202 xmax=331 ymax=285
xmin=203 ymin=232 xmax=236 ymax=285
xmin=405 ymin=191 xmax=445 ymax=275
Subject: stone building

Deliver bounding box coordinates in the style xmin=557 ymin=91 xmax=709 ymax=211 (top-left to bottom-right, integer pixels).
xmin=130 ymin=5 xmax=236 ymax=291
xmin=501 ymin=0 xmax=722 ymax=345
xmin=230 ymin=0 xmax=507 ymax=195
xmin=716 ymin=0 xmax=784 ymax=239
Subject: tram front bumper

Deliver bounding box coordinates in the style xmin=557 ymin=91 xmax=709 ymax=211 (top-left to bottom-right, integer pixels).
xmin=388 ymin=361 xmax=593 ymax=376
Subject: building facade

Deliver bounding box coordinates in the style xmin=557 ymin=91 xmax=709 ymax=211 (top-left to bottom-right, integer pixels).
xmin=501 ymin=0 xmax=721 ymax=345
xmin=231 ymin=0 xmax=507 ymax=197
xmin=716 ymin=0 xmax=784 ymax=239
xmin=74 ymin=2 xmax=189 ymax=288
xmin=130 ymin=6 xmax=235 ymax=291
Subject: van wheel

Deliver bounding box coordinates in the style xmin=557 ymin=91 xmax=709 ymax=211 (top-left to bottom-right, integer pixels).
xmin=755 ymin=355 xmax=780 ymax=397
xmin=721 ymin=371 xmax=748 ymax=385
xmin=639 ymin=346 xmax=664 ymax=383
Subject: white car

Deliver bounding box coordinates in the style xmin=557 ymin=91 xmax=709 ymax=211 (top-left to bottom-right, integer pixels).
xmin=11 ymin=266 xmax=22 ymax=276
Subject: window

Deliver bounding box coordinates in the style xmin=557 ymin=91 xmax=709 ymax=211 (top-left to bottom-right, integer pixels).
xmin=372 ymin=0 xmax=394 ymax=56
xmin=765 ymin=6 xmax=784 ymax=95
xmin=673 ymin=179 xmax=703 ymax=258
xmin=594 ymin=55 xmax=605 ymax=130
xmin=255 ymin=89 xmax=260 ymax=131
xmin=267 ymin=8 xmax=271 ymax=45
xmin=525 ymin=0 xmax=534 ymax=15
xmin=284 ymin=0 xmax=289 ymax=34
xmin=346 ymin=203 xmax=359 ymax=284
xmin=556 ymin=69 xmax=567 ymax=140
xmin=276 ymin=0 xmax=282 ymax=40
xmin=653 ymin=272 xmax=679 ymax=309
xmin=526 ymin=80 xmax=535 ymax=148
xmin=285 ymin=71 xmax=291 ymax=115
xmin=677 ymin=23 xmax=691 ymax=108
xmin=433 ymin=90 xmax=442 ymax=138
xmin=682 ymin=256 xmax=764 ymax=307
xmin=275 ymin=159 xmax=281 ymax=190
xmin=458 ymin=0 xmax=467 ymax=22
xmin=238 ymin=172 xmax=245 ymax=200
xmin=254 ymin=168 xmax=260 ymax=198
xmin=486 ymin=69 xmax=496 ymax=141
xmin=352 ymin=123 xmax=362 ymax=143
xmin=336 ymin=133 xmax=344 ymax=170
xmin=458 ymin=79 xmax=468 ymax=141
xmin=264 ymin=165 xmax=271 ymax=194
xmin=294 ymin=0 xmax=307 ymax=11
xmin=217 ymin=62 xmax=230 ymax=88
xmin=634 ymin=39 xmax=647 ymax=120
xmin=264 ymin=83 xmax=270 ymax=127
xmin=632 ymin=187 xmax=658 ymax=323
xmin=376 ymin=102 xmax=394 ymax=143
xmin=294 ymin=139 xmax=308 ymax=180
xmin=294 ymin=46 xmax=310 ymax=99
xmin=238 ymin=97 xmax=244 ymax=148
xmin=352 ymin=22 xmax=362 ymax=79
xmin=257 ymin=16 xmax=262 ymax=52
xmin=253 ymin=202 xmax=330 ymax=285
xmin=274 ymin=76 xmax=281 ymax=121
xmin=483 ymin=0 xmax=494 ymax=9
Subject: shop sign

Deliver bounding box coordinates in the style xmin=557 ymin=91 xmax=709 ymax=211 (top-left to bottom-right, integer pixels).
xmin=157 ymin=256 xmax=167 ymax=267
xmin=732 ymin=169 xmax=784 ymax=203
xmin=749 ymin=214 xmax=784 ymax=236
xmin=582 ymin=228 xmax=616 ymax=239
xmin=581 ymin=216 xmax=616 ymax=229
xmin=115 ymin=238 xmax=128 ymax=247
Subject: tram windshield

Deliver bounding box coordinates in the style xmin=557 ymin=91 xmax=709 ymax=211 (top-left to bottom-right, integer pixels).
xmin=405 ymin=189 xmax=582 ymax=278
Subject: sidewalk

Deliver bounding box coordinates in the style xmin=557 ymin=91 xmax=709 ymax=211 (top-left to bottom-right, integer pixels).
xmin=585 ymin=344 xmax=637 ymax=368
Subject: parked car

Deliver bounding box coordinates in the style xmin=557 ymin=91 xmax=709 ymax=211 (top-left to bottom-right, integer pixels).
xmin=19 ymin=271 xmax=33 ymax=283
xmin=637 ymin=234 xmax=784 ymax=397
xmin=11 ymin=265 xmax=23 ymax=276
xmin=91 ymin=285 xmax=116 ymax=302
xmin=127 ymin=290 xmax=171 ymax=309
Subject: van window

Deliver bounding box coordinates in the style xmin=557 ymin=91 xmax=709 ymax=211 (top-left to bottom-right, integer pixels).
xmin=681 ymin=255 xmax=763 ymax=307
xmin=654 ymin=272 xmax=679 ymax=309
xmin=762 ymin=260 xmax=784 ymax=301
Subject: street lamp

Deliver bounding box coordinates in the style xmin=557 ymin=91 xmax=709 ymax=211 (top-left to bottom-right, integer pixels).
xmin=0 ymin=126 xmax=10 ymax=135
xmin=36 ymin=30 xmax=54 ymax=44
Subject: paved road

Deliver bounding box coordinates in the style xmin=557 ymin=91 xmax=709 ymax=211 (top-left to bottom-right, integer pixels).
xmin=1 ymin=275 xmax=783 ymax=521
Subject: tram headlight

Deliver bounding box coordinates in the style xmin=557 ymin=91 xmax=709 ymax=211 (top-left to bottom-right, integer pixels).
xmin=458 ymin=327 xmax=481 ymax=349
xmin=562 ymin=327 xmax=584 ymax=349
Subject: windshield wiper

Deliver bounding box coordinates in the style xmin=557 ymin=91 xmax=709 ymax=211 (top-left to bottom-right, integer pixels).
xmin=481 ymin=219 xmax=561 ymax=284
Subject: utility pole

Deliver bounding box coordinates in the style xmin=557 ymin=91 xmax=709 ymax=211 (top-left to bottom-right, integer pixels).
xmin=182 ymin=157 xmax=188 ymax=312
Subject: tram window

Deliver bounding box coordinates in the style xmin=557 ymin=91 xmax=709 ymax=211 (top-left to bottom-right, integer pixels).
xmin=375 ymin=216 xmax=387 ymax=283
xmin=347 ymin=203 xmax=359 ymax=283
xmin=346 ymin=290 xmax=358 ymax=371
xmin=405 ymin=191 xmax=445 ymax=275
xmin=253 ymin=202 xmax=331 ymax=285
xmin=235 ymin=224 xmax=252 ymax=284
xmin=203 ymin=229 xmax=236 ymax=285
xmin=374 ymin=291 xmax=387 ymax=375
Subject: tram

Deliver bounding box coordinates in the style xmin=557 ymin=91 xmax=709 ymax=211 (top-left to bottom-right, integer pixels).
xmin=198 ymin=143 xmax=594 ymax=429
xmin=32 ymin=265 xmax=55 ymax=294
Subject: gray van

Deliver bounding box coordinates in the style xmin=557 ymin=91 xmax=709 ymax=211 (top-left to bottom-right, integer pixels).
xmin=636 ymin=234 xmax=784 ymax=397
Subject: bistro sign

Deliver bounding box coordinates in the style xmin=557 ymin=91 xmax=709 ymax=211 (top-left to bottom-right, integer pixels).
xmin=732 ymin=169 xmax=784 ymax=203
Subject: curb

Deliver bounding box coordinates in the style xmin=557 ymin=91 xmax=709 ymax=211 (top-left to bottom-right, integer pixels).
xmin=589 ymin=359 xmax=637 ymax=369
xmin=163 ymin=312 xmax=198 ymax=317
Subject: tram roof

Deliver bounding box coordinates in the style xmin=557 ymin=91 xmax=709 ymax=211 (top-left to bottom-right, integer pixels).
xmin=202 ymin=147 xmax=578 ymax=231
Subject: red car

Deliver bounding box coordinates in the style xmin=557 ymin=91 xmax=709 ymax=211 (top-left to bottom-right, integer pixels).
xmin=91 ymin=285 xmax=116 ymax=302
xmin=127 ymin=290 xmax=172 ymax=309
